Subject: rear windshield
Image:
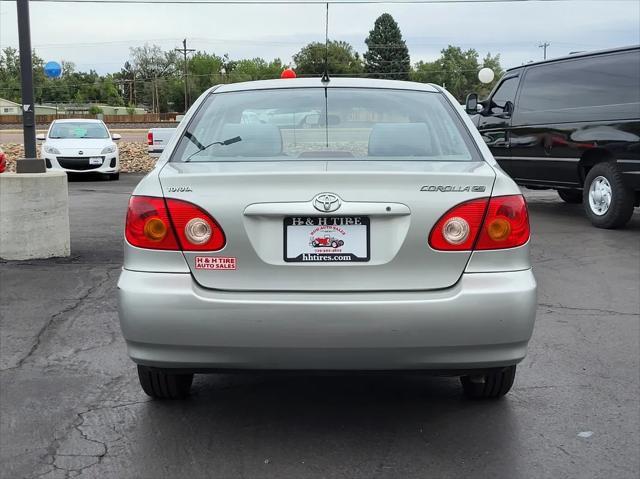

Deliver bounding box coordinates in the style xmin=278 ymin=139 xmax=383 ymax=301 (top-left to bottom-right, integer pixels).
xmin=171 ymin=88 xmax=476 ymax=162
xmin=49 ymin=122 xmax=109 ymax=139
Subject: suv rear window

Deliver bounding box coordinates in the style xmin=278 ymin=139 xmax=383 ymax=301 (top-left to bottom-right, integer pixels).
xmin=171 ymin=88 xmax=476 ymax=162
xmin=518 ymin=50 xmax=640 ymax=113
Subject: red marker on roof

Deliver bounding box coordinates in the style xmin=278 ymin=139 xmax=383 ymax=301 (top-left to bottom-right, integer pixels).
xmin=281 ymin=68 xmax=296 ymax=79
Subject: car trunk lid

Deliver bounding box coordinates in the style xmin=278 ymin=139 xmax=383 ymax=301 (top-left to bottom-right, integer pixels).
xmin=159 ymin=160 xmax=495 ymax=291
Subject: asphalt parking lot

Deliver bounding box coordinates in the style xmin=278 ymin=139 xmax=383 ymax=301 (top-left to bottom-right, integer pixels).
xmin=1 ymin=174 xmax=638 ymax=479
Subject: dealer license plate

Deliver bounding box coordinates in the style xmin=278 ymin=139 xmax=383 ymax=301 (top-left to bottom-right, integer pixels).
xmin=284 ymin=216 xmax=370 ymax=263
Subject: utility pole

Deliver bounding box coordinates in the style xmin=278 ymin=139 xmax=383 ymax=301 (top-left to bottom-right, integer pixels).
xmin=16 ymin=0 xmax=44 ymax=172
xmin=539 ymin=41 xmax=550 ymax=60
xmin=175 ymin=39 xmax=195 ymax=113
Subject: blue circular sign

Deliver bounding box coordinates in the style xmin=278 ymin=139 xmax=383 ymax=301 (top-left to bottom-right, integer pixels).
xmin=44 ymin=61 xmax=62 ymax=78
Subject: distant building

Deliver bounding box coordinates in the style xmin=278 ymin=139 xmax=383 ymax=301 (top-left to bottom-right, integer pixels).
xmin=35 ymin=105 xmax=58 ymax=115
xmin=0 ymin=98 xmax=21 ymax=115
xmin=0 ymin=98 xmax=147 ymax=117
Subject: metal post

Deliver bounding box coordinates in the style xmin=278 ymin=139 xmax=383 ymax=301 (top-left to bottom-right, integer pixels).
xmin=16 ymin=0 xmax=45 ymax=173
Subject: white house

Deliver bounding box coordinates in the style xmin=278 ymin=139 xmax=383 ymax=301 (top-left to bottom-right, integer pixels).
xmin=0 ymin=98 xmax=21 ymax=115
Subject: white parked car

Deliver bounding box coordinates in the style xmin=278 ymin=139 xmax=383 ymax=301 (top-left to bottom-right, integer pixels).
xmin=38 ymin=119 xmax=121 ymax=180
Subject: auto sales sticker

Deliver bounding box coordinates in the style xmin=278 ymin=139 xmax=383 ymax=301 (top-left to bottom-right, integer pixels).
xmin=194 ymin=256 xmax=237 ymax=270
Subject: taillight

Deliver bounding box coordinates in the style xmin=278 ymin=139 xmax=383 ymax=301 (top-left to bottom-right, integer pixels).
xmin=476 ymin=195 xmax=529 ymax=250
xmin=125 ymin=196 xmax=226 ymax=251
xmin=429 ymin=198 xmax=489 ymax=251
xmin=165 ymin=198 xmax=226 ymax=251
xmin=428 ymin=195 xmax=529 ymax=251
xmin=147 ymin=131 xmax=153 ymax=145
xmin=0 ymin=151 xmax=6 ymax=173
xmin=125 ymin=196 xmax=179 ymax=250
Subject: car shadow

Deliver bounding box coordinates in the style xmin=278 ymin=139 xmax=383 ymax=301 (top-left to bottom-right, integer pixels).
xmin=130 ymin=373 xmax=524 ymax=477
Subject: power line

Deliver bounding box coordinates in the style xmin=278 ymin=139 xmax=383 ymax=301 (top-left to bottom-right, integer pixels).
xmin=2 ymin=0 xmax=631 ymax=4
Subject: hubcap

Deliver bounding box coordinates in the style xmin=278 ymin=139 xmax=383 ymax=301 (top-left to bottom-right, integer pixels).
xmin=588 ymin=176 xmax=612 ymax=216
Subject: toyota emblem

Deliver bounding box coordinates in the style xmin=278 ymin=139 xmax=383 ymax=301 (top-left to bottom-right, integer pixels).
xmin=313 ymin=193 xmax=341 ymax=213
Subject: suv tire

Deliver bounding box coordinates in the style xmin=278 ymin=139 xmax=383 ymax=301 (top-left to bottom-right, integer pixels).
xmin=460 ymin=365 xmax=516 ymax=399
xmin=557 ymin=189 xmax=582 ymax=203
xmin=137 ymin=365 xmax=193 ymax=399
xmin=583 ymin=162 xmax=634 ymax=229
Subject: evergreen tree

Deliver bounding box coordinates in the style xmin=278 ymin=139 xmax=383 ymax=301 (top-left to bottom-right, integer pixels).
xmin=294 ymin=40 xmax=363 ymax=76
xmin=364 ymin=13 xmax=410 ymax=80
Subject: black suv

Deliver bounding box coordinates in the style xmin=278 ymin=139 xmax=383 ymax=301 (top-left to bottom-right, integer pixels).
xmin=467 ymin=46 xmax=639 ymax=228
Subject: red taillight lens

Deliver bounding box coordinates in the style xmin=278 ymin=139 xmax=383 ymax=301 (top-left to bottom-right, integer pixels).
xmin=125 ymin=196 xmax=179 ymax=250
xmin=165 ymin=198 xmax=226 ymax=251
xmin=428 ymin=195 xmax=530 ymax=251
xmin=429 ymin=198 xmax=489 ymax=251
xmin=476 ymin=195 xmax=529 ymax=250
xmin=125 ymin=196 xmax=226 ymax=251
xmin=147 ymin=131 xmax=153 ymax=145
xmin=0 ymin=151 xmax=6 ymax=173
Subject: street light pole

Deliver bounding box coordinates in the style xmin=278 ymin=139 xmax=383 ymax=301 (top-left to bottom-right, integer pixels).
xmin=16 ymin=0 xmax=45 ymax=173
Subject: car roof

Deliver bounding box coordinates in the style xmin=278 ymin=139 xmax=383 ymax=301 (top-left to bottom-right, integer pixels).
xmin=212 ymin=77 xmax=440 ymax=94
xmin=506 ymin=44 xmax=639 ymax=72
xmin=52 ymin=119 xmax=105 ymax=123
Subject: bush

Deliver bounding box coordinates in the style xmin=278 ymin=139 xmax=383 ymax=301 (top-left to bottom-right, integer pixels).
xmin=88 ymin=105 xmax=103 ymax=115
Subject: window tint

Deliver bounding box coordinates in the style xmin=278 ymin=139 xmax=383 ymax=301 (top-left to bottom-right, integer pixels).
xmin=172 ymin=88 xmax=476 ymax=162
xmin=518 ymin=51 xmax=640 ymax=113
xmin=491 ymin=77 xmax=519 ymax=112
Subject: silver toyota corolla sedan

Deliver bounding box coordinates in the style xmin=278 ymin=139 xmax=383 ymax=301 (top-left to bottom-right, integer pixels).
xmin=118 ymin=78 xmax=537 ymax=400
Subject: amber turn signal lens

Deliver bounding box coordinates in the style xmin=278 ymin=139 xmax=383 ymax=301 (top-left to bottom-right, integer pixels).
xmin=143 ymin=217 xmax=167 ymax=242
xmin=486 ymin=218 xmax=511 ymax=241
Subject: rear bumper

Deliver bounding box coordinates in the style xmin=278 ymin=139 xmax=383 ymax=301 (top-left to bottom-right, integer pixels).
xmin=117 ymin=269 xmax=537 ymax=371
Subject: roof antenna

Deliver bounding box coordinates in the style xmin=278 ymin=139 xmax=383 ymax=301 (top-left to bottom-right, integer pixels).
xmin=321 ymin=2 xmax=330 ymax=83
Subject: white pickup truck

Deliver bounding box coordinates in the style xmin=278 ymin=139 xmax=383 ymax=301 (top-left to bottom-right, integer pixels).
xmin=147 ymin=128 xmax=177 ymax=158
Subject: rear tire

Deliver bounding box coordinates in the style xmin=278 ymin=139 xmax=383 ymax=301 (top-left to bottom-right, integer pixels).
xmin=583 ymin=162 xmax=634 ymax=229
xmin=137 ymin=365 xmax=193 ymax=399
xmin=557 ymin=189 xmax=582 ymax=203
xmin=460 ymin=365 xmax=516 ymax=399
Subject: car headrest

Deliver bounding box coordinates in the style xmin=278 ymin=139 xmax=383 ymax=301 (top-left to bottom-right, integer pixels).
xmin=216 ymin=123 xmax=283 ymax=157
xmin=368 ymin=123 xmax=432 ymax=157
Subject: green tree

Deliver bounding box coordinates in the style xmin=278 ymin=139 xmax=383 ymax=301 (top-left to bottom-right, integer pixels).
xmin=411 ymin=46 xmax=503 ymax=102
xmin=0 ymin=47 xmax=22 ymax=103
xmin=364 ymin=13 xmax=410 ymax=80
xmin=228 ymin=58 xmax=283 ymax=82
xmin=186 ymin=51 xmax=224 ymax=99
xmin=293 ymin=40 xmax=363 ymax=76
xmin=129 ymin=44 xmax=179 ymax=113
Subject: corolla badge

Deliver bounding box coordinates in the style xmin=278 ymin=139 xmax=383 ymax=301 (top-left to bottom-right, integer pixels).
xmin=420 ymin=185 xmax=486 ymax=192
xmin=313 ymin=193 xmax=341 ymax=213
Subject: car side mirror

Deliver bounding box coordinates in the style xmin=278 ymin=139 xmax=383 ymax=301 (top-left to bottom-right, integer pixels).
xmin=465 ymin=93 xmax=478 ymax=114
xmin=36 ymin=133 xmax=46 ymax=141
xmin=111 ymin=133 xmax=121 ymax=141
xmin=498 ymin=101 xmax=514 ymax=118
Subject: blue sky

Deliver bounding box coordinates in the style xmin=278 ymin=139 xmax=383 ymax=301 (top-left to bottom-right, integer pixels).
xmin=1 ymin=0 xmax=639 ymax=74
